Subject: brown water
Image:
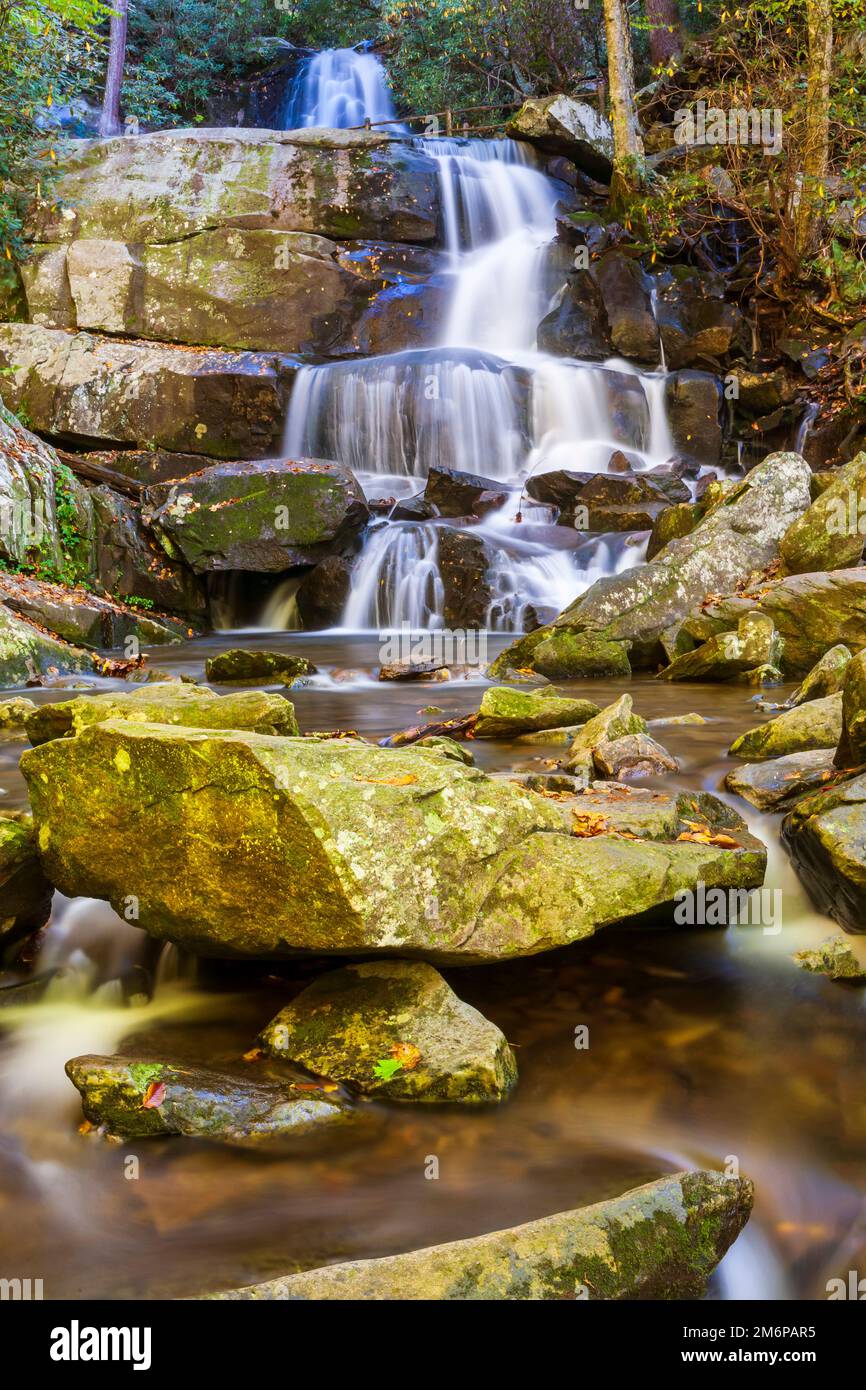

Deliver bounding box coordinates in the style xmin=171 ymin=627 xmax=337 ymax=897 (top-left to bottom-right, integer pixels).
xmin=2 ymin=631 xmax=866 ymax=1301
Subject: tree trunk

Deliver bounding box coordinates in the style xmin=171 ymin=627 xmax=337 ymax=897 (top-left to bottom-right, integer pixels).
xmin=794 ymin=0 xmax=833 ymax=259
xmin=98 ymin=0 xmax=130 ymax=139
xmin=645 ymin=0 xmax=682 ymax=68
xmin=603 ymin=0 xmax=645 ymax=210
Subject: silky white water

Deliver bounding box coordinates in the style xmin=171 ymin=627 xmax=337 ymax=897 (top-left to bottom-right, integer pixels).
xmin=283 ymin=47 xmax=399 ymax=130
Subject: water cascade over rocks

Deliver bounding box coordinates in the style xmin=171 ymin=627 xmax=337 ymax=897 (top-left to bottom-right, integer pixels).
xmin=276 ymin=50 xmax=675 ymax=633
xmin=282 ymin=47 xmax=400 ymax=131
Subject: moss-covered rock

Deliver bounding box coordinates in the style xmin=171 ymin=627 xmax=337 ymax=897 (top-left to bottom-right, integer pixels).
xmin=205 ymin=650 xmax=316 ymax=685
xmin=0 ymin=696 xmax=36 ymax=732
xmin=835 ymin=648 xmax=866 ymax=768
xmin=207 ymin=1169 xmax=754 ymax=1300
xmin=0 ymin=812 xmax=53 ymax=949
xmin=725 ymin=750 xmax=838 ymax=811
xmin=748 ymin=569 xmax=866 ymax=675
xmin=506 ymin=96 xmax=613 ymax=175
xmin=65 ymin=1053 xmax=358 ymax=1144
xmin=143 ymin=458 xmax=368 ymax=573
xmin=729 ymin=694 xmax=843 ymax=762
xmin=491 ymin=451 xmax=811 ymax=675
xmin=660 ymin=612 xmax=782 ymax=683
xmin=259 ymin=960 xmax=517 ymax=1103
xmin=780 ymin=453 xmax=866 ymax=575
xmin=0 ymin=405 xmax=64 ymax=572
xmin=592 ymin=732 xmax=678 ymax=779
xmin=564 ymin=695 xmax=647 ymax=776
xmin=792 ymin=936 xmax=866 ymax=982
xmin=473 ymin=686 xmax=599 ymax=738
xmin=488 ymin=627 xmax=632 ymax=681
xmin=782 ymin=772 xmax=866 ymax=933
xmin=0 ymin=602 xmax=95 ymax=686
xmin=24 ymin=683 xmax=299 ymax=746
xmin=790 ymin=644 xmax=852 ymax=706
xmin=21 ymin=722 xmax=766 ymax=963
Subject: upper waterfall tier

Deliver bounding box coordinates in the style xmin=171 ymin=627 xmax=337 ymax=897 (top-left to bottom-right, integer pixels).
xmin=283 ymin=48 xmax=400 ymax=131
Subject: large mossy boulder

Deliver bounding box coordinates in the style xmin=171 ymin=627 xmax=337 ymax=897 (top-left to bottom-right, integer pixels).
xmin=834 ymin=648 xmax=866 ymax=767
xmin=0 ymin=404 xmax=64 ymax=572
xmin=143 ymin=458 xmax=368 ymax=572
xmin=728 ymin=694 xmax=843 ymax=762
xmin=0 ymin=813 xmax=53 ymax=949
xmin=489 ymin=452 xmax=811 ymax=678
xmin=208 ymin=1169 xmax=754 ymax=1300
xmin=29 ymin=130 xmax=440 ymax=246
xmin=0 ymin=324 xmax=297 ymax=459
xmin=89 ymin=486 xmax=205 ymax=617
xmin=205 ymin=650 xmax=315 ymax=685
xmin=24 ymin=683 xmax=299 ymax=746
xmin=779 ymin=453 xmax=866 ymax=575
xmin=743 ymin=569 xmax=866 ymax=675
xmin=259 ymin=960 xmax=517 ymax=1103
xmin=21 ymin=723 xmax=766 ymax=963
xmin=660 ymin=611 xmax=781 ymax=683
xmin=65 ymin=1054 xmax=358 ymax=1144
xmin=782 ymin=771 xmax=866 ymax=933
xmin=0 ymin=602 xmax=95 ymax=686
xmin=473 ymin=686 xmax=599 ymax=738
xmin=0 ymin=572 xmax=191 ymax=650
xmin=506 ymin=96 xmax=614 ymax=176
xmin=790 ymin=644 xmax=852 ymax=705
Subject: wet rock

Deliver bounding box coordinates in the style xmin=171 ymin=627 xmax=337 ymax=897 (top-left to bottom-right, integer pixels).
xmin=259 ymin=960 xmax=517 ymax=1103
xmin=751 ymin=569 xmax=866 ymax=674
xmin=790 ymin=645 xmax=852 ymax=706
xmin=0 ymin=696 xmax=37 ymax=732
xmin=729 ymin=693 xmax=843 ymax=761
xmin=646 ymin=501 xmax=703 ymax=559
xmin=296 ymin=556 xmax=351 ymax=630
xmin=24 ymin=683 xmax=299 ymax=746
xmin=506 ymin=96 xmax=614 ymax=177
xmin=0 ymin=813 xmax=53 ymax=949
xmin=205 ymin=650 xmax=315 ymax=686
xmin=0 ymin=572 xmax=190 ymax=650
xmin=593 ymin=251 xmax=660 ymax=365
xmin=780 ymin=452 xmax=866 ymax=574
xmin=572 ymin=471 xmax=671 ymax=532
xmin=660 ymin=612 xmax=782 ymax=683
xmin=592 ymin=732 xmax=678 ymax=779
xmin=379 ymin=656 xmax=446 ymax=681
xmin=21 ymin=723 xmax=766 ymax=964
xmin=414 ymin=736 xmax=474 ymax=764
xmin=648 ymin=712 xmax=708 ymax=727
xmin=143 ymin=459 xmax=368 ymax=573
xmin=513 ymin=724 xmax=587 ymax=746
xmin=31 ymin=129 xmax=440 ymax=246
xmin=725 ymin=750 xmax=837 ymax=811
xmin=652 ymin=267 xmax=747 ymax=369
xmin=474 ymin=686 xmax=599 ymax=738
xmin=0 ymin=324 xmax=298 ymax=459
xmin=782 ymin=772 xmax=866 ymax=933
xmin=488 ymin=629 xmax=632 ymax=681
xmin=537 ymin=269 xmax=611 ymax=360
xmin=491 ymin=451 xmax=811 ymax=677
xmin=664 ymin=371 xmax=724 ymax=469
xmin=90 ymin=486 xmax=205 ymax=618
xmin=525 ymin=469 xmax=593 ymax=519
xmin=792 ymin=936 xmax=866 ymax=982
xmin=207 ymin=1169 xmax=753 ymax=1300
xmin=564 ymin=695 xmax=647 ymax=777
xmin=566 ymin=787 xmax=754 ymax=842
xmin=437 ymin=528 xmax=496 ymax=629
xmin=78 ymin=449 xmax=208 ymax=488
xmin=425 ymin=465 xmax=508 ymax=519
xmin=65 ymin=1054 xmax=357 ymax=1144
xmin=0 ymin=603 xmax=95 ymax=686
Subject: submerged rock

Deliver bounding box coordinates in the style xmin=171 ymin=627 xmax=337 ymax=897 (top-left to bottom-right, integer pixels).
xmin=207 ymin=1169 xmax=753 ymax=1300
xmin=259 ymin=961 xmax=517 ymax=1103
xmin=0 ymin=813 xmax=53 ymax=949
xmin=474 ymin=686 xmax=599 ymax=738
xmin=65 ymin=1054 xmax=357 ymax=1144
xmin=728 ymin=694 xmax=843 ymax=762
xmin=725 ymin=750 xmax=837 ymax=811
xmin=205 ymin=650 xmax=315 ymax=685
xmin=24 ymin=683 xmax=299 ymax=746
xmin=21 ymin=723 xmax=766 ymax=963
xmin=490 ymin=452 xmax=811 ymax=677
xmin=782 ymin=772 xmax=866 ymax=933
xmin=792 ymin=936 xmax=866 ymax=982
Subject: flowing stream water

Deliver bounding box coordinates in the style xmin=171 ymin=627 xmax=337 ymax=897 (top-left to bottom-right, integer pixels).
xmin=1 ymin=51 xmax=863 ymax=1303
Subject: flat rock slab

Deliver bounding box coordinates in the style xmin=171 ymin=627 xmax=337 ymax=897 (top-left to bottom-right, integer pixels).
xmin=21 ymin=724 xmax=767 ymax=963
xmin=66 ymin=1053 xmax=360 ymax=1144
xmin=25 ymin=683 xmax=298 ymax=746
xmin=725 ymin=750 xmax=838 ymax=811
xmin=259 ymin=960 xmax=517 ymax=1103
xmin=206 ymin=1170 xmax=753 ymax=1299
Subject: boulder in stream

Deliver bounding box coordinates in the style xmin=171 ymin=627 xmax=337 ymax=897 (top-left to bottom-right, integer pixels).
xmin=0 ymin=602 xmax=95 ymax=686
xmin=24 ymin=683 xmax=299 ymax=746
xmin=21 ymin=723 xmax=767 ymax=963
xmin=728 ymin=694 xmax=843 ymax=762
xmin=473 ymin=686 xmax=600 ymax=738
xmin=206 ymin=1169 xmax=753 ymax=1299
xmin=205 ymin=650 xmax=315 ymax=686
xmin=0 ymin=813 xmax=53 ymax=949
xmin=782 ymin=772 xmax=866 ymax=933
xmin=259 ymin=960 xmax=517 ymax=1103
xmin=789 ymin=644 xmax=852 ymax=706
xmin=834 ymin=648 xmax=866 ymax=768
xmin=725 ymin=750 xmax=838 ymax=811
xmin=65 ymin=1054 xmax=358 ymax=1144
xmin=792 ymin=936 xmax=866 ymax=982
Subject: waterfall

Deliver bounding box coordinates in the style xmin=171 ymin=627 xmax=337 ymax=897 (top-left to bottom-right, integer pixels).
xmin=276 ymin=71 xmax=678 ymax=634
xmin=283 ymin=48 xmax=399 ymax=131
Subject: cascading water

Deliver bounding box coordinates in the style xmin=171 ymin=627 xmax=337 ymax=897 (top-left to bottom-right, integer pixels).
xmin=278 ymin=53 xmax=676 ymax=634
xmin=283 ymin=47 xmax=399 ymax=131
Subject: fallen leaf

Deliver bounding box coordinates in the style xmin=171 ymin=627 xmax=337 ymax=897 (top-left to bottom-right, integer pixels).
xmin=390 ymin=1042 xmax=422 ymax=1070
xmin=142 ymin=1081 xmax=166 ymax=1110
